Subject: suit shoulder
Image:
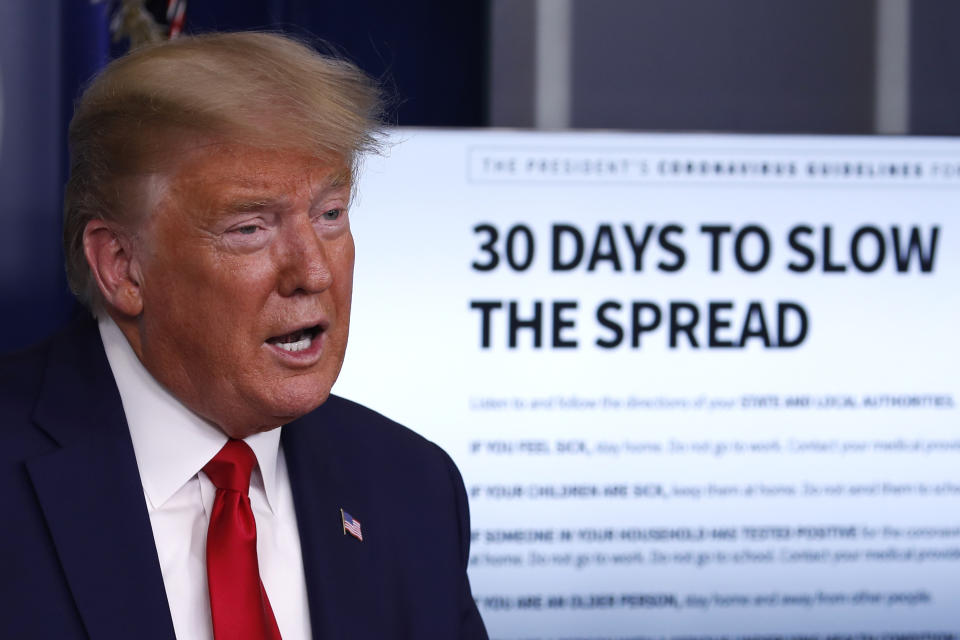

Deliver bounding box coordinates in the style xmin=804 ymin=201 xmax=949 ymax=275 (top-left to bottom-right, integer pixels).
xmin=316 ymin=394 xmax=447 ymax=461
xmin=0 ymin=315 xmax=104 ymax=455
xmin=0 ymin=338 xmax=60 ymax=467
xmin=291 ymin=394 xmax=462 ymax=490
xmin=0 ymin=314 xmax=94 ymax=414
xmin=0 ymin=339 xmax=50 ymax=424
xmin=304 ymin=395 xmax=472 ymax=546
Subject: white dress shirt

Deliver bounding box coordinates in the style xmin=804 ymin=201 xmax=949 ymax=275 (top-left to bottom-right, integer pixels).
xmin=99 ymin=317 xmax=313 ymax=640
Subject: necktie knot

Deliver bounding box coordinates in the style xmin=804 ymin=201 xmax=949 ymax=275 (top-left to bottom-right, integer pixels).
xmin=203 ymin=439 xmax=256 ymax=494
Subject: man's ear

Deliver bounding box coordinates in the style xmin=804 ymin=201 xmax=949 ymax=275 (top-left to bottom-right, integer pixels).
xmin=83 ymin=219 xmax=144 ymax=317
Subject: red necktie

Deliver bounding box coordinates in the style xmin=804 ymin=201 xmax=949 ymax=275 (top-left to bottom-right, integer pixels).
xmin=203 ymin=439 xmax=283 ymax=640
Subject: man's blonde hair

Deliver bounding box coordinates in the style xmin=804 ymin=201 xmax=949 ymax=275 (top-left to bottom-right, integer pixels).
xmin=63 ymin=31 xmax=384 ymax=311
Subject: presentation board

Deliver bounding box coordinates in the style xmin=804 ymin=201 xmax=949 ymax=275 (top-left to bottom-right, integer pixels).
xmin=335 ymin=129 xmax=959 ymax=639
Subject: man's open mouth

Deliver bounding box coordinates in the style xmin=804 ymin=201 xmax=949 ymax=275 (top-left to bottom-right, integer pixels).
xmin=266 ymin=325 xmax=322 ymax=353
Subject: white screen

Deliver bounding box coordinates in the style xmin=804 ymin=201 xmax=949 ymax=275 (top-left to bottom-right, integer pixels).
xmin=336 ymin=129 xmax=959 ymax=639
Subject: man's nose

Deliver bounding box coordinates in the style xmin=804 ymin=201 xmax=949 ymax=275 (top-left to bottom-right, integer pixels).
xmin=277 ymin=220 xmax=334 ymax=296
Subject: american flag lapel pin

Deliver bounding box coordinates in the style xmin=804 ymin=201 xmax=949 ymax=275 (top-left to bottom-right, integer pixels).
xmin=341 ymin=508 xmax=363 ymax=541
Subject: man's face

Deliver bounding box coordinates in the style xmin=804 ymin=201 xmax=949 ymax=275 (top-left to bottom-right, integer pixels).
xmin=129 ymin=143 xmax=354 ymax=436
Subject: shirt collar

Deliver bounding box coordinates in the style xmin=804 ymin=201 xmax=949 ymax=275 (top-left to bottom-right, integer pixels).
xmin=98 ymin=316 xmax=282 ymax=513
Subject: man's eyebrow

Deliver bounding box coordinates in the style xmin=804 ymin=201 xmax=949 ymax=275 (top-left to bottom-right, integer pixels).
xmin=222 ymin=197 xmax=290 ymax=213
xmin=218 ymin=170 xmax=351 ymax=214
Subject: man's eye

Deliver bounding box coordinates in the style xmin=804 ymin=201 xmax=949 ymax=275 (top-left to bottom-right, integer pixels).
xmin=321 ymin=208 xmax=342 ymax=221
xmin=236 ymin=225 xmax=259 ymax=235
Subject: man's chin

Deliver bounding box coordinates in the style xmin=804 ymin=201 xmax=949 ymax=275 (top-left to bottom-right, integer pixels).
xmin=208 ymin=373 xmax=336 ymax=437
xmin=265 ymin=383 xmax=332 ymax=423
xmin=202 ymin=390 xmax=328 ymax=440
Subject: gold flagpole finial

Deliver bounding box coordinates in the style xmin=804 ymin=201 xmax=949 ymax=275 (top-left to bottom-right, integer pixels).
xmin=111 ymin=0 xmax=164 ymax=50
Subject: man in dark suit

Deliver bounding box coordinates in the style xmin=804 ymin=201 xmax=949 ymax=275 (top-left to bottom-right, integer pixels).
xmin=0 ymin=32 xmax=487 ymax=639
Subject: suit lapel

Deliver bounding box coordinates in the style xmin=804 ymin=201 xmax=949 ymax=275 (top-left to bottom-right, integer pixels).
xmin=26 ymin=317 xmax=176 ymax=640
xmin=283 ymin=411 xmax=390 ymax=639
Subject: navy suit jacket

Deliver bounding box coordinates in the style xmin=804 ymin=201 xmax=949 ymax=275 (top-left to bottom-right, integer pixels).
xmin=0 ymin=316 xmax=488 ymax=639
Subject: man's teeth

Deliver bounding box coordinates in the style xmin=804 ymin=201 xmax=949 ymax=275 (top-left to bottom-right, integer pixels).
xmin=275 ymin=335 xmax=312 ymax=352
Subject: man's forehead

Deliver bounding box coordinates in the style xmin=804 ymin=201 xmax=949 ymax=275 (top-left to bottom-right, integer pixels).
xmin=209 ymin=167 xmax=351 ymax=196
xmin=170 ymin=144 xmax=351 ymax=198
